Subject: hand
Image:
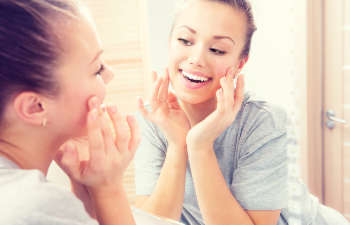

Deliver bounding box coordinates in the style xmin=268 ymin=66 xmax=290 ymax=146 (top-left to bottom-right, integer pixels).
xmin=55 ymin=137 xmax=94 ymax=218
xmin=138 ymin=69 xmax=190 ymax=147
xmin=71 ymin=179 xmax=97 ymax=218
xmin=186 ymin=69 xmax=245 ymax=151
xmin=55 ymin=96 xmax=141 ymax=194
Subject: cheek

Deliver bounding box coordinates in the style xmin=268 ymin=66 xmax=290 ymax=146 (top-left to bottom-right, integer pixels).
xmin=168 ymin=39 xmax=188 ymax=64
xmin=168 ymin=46 xmax=183 ymax=79
xmin=72 ymin=79 xmax=106 ymax=126
xmin=211 ymin=57 xmax=238 ymax=78
xmin=55 ymin=91 xmax=89 ymax=137
xmin=77 ymin=79 xmax=106 ymax=108
xmin=168 ymin=46 xmax=181 ymax=66
xmin=71 ymin=93 xmax=90 ymax=122
xmin=212 ymin=62 xmax=230 ymax=78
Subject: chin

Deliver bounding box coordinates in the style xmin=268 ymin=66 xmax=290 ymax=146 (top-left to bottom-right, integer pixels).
xmin=175 ymin=90 xmax=212 ymax=105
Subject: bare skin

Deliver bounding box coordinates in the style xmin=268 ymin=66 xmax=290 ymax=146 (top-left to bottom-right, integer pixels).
xmin=135 ymin=1 xmax=281 ymax=225
xmin=0 ymin=12 xmax=140 ymax=225
xmin=55 ymin=97 xmax=140 ymax=225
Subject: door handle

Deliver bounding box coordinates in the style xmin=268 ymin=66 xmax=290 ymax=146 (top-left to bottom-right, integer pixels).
xmin=325 ymin=110 xmax=347 ymax=129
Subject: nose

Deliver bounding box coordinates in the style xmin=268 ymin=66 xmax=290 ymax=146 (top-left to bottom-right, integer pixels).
xmin=102 ymin=65 xmax=114 ymax=84
xmin=187 ymin=45 xmax=205 ymax=67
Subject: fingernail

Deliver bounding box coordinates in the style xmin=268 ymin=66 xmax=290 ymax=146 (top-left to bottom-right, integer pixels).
xmin=90 ymin=97 xmax=100 ymax=109
xmin=216 ymin=88 xmax=223 ymax=97
xmin=100 ymin=103 xmax=107 ymax=112
xmin=110 ymin=105 xmax=118 ymax=114
xmin=90 ymin=109 xmax=98 ymax=120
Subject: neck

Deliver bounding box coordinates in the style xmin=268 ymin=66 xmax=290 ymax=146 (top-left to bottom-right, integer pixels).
xmin=179 ymin=97 xmax=217 ymax=127
xmin=0 ymin=126 xmax=64 ymax=175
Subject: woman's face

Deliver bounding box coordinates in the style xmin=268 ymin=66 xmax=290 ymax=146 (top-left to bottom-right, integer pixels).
xmin=48 ymin=15 xmax=113 ymax=139
xmin=168 ymin=0 xmax=248 ymax=104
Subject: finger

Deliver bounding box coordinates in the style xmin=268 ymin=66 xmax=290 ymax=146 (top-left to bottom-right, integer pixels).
xmin=224 ymin=68 xmax=235 ymax=89
xmin=167 ymin=92 xmax=180 ymax=109
xmin=150 ymin=76 xmax=163 ymax=111
xmin=151 ymin=71 xmax=157 ymax=82
xmin=57 ymin=142 xmax=81 ymax=177
xmin=55 ymin=148 xmax=64 ymax=165
xmin=87 ymin=108 xmax=105 ymax=167
xmin=225 ymin=67 xmax=235 ymax=79
xmin=126 ymin=115 xmax=141 ymax=154
xmin=100 ymin=111 xmax=115 ymax=155
xmin=167 ymin=91 xmax=177 ymax=102
xmin=216 ymin=88 xmax=224 ymax=113
xmin=158 ymin=69 xmax=169 ymax=103
xmin=137 ymin=96 xmax=149 ymax=118
xmin=73 ymin=137 xmax=90 ymax=161
xmin=225 ymin=67 xmax=236 ymax=92
xmin=234 ymin=74 xmax=245 ymax=108
xmin=106 ymin=105 xmax=131 ymax=153
xmin=220 ymin=77 xmax=233 ymax=104
xmin=88 ymin=96 xmax=100 ymax=111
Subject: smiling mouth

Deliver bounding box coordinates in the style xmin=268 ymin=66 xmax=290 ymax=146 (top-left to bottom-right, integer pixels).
xmin=179 ymin=69 xmax=212 ymax=83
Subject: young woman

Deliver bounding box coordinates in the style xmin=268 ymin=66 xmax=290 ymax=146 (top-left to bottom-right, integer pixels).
xmin=134 ymin=0 xmax=350 ymax=225
xmin=0 ymin=1 xmax=140 ymax=225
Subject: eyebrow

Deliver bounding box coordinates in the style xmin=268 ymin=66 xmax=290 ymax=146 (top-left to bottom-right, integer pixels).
xmin=89 ymin=50 xmax=104 ymax=65
xmin=177 ymin=25 xmax=196 ymax=34
xmin=176 ymin=25 xmax=235 ymax=45
xmin=213 ymin=35 xmax=235 ymax=45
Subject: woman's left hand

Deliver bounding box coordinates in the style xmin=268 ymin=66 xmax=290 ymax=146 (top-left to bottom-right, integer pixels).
xmin=186 ymin=69 xmax=245 ymax=151
xmin=56 ymin=138 xmax=96 ymax=218
xmin=55 ymin=97 xmax=140 ymax=192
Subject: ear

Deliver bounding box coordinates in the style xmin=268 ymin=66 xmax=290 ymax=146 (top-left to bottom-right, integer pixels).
xmin=13 ymin=92 xmax=48 ymax=127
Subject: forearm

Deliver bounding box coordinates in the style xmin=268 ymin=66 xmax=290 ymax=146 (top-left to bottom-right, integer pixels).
xmin=137 ymin=144 xmax=187 ymax=220
xmin=89 ymin=184 xmax=135 ymax=225
xmin=188 ymin=147 xmax=254 ymax=225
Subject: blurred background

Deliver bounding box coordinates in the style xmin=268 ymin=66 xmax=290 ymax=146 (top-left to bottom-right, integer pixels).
xmin=47 ymin=0 xmax=350 ymax=220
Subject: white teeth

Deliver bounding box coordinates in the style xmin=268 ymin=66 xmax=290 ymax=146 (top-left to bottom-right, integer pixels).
xmin=182 ymin=71 xmax=209 ymax=82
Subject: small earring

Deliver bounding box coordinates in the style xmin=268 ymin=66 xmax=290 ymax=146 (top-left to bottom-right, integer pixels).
xmin=41 ymin=118 xmax=47 ymax=127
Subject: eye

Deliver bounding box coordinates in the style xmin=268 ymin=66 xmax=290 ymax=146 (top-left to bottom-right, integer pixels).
xmin=95 ymin=64 xmax=105 ymax=76
xmin=209 ymin=48 xmax=226 ymax=55
xmin=178 ymin=38 xmax=192 ymax=46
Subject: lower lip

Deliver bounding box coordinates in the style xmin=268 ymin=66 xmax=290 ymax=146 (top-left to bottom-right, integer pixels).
xmin=180 ymin=73 xmax=211 ymax=89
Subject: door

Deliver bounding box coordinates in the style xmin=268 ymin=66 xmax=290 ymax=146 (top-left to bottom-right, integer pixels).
xmin=323 ymin=0 xmax=350 ymax=220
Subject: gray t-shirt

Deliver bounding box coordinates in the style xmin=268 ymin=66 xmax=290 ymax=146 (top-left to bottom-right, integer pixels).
xmin=0 ymin=157 xmax=98 ymax=225
xmin=134 ymin=94 xmax=349 ymax=225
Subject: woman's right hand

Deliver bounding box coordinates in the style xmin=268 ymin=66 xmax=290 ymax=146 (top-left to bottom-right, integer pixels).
xmin=55 ymin=96 xmax=140 ymax=194
xmin=138 ymin=70 xmax=190 ymax=147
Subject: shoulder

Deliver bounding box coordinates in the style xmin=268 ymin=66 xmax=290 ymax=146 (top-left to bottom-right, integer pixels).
xmin=0 ymin=168 xmax=94 ymax=224
xmin=231 ymin=94 xmax=290 ymax=157
xmin=237 ymin=93 xmax=288 ymax=133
